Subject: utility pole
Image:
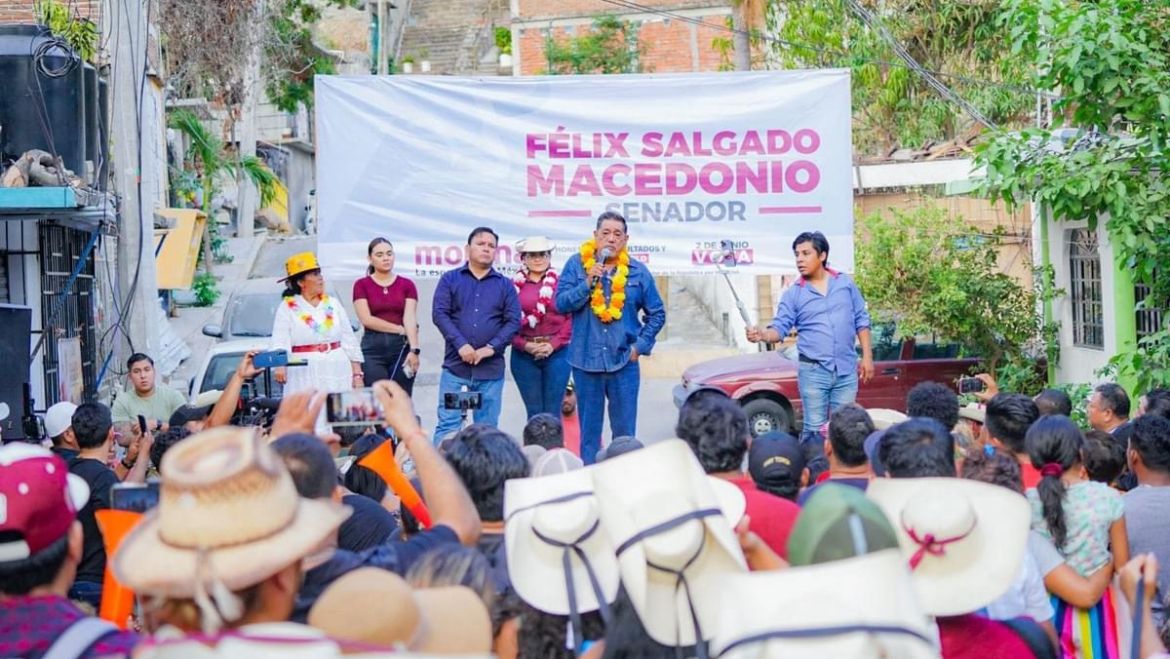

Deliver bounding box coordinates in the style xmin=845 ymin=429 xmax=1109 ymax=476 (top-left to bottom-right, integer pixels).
xmin=377 ymin=0 xmax=389 ymax=74
xmin=236 ymin=0 xmax=266 ymax=237
xmin=104 ymin=0 xmax=161 ymax=373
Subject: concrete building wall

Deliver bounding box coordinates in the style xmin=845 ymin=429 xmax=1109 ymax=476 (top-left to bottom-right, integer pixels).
xmin=1046 ymin=218 xmax=1116 ymax=385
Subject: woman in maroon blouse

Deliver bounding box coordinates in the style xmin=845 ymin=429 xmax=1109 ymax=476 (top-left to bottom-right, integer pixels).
xmin=352 ymin=237 xmax=421 ymax=395
xmin=510 ymin=236 xmax=572 ymax=419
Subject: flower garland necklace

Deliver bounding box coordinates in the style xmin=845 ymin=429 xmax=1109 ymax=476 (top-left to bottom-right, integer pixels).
xmin=512 ymin=266 xmax=559 ymax=328
xmin=580 ymin=240 xmax=629 ymax=323
xmin=285 ymin=294 xmax=336 ymax=337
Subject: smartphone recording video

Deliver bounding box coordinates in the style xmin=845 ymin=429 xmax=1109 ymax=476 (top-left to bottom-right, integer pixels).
xmin=442 ymin=391 xmax=483 ymax=411
xmin=326 ymin=388 xmax=384 ymax=426
xmin=110 ymin=482 xmax=161 ymax=513
xmin=958 ymin=377 xmax=987 ymax=395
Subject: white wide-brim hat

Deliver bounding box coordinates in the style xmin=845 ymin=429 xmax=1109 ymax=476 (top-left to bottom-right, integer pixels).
xmin=505 ymin=468 xmax=621 ymax=617
xmin=591 ymin=439 xmax=748 ymax=648
xmin=115 ymin=427 xmax=351 ymax=598
xmin=516 ymin=236 xmax=555 ymax=253
xmin=866 ymin=477 xmax=1030 ymax=616
xmin=867 ymin=408 xmax=909 ymax=431
xmin=711 ymin=549 xmax=940 ymax=659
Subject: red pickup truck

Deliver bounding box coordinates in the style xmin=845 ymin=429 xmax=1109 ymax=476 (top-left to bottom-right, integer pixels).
xmin=674 ymin=328 xmax=980 ymax=437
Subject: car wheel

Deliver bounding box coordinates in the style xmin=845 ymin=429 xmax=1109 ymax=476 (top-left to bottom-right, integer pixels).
xmin=741 ymin=398 xmax=791 ymax=437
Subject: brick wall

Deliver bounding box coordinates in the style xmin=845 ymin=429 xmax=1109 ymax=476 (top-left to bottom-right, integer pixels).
xmin=513 ymin=0 xmax=730 ymax=75
xmin=517 ymin=0 xmax=725 ymax=21
xmin=0 ymin=0 xmax=101 ymax=23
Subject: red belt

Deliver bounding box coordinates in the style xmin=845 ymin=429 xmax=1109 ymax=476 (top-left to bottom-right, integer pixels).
xmin=291 ymin=341 xmax=340 ymax=353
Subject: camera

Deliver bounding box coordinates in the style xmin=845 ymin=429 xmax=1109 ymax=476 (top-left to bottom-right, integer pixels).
xmin=443 ymin=391 xmax=483 ymax=411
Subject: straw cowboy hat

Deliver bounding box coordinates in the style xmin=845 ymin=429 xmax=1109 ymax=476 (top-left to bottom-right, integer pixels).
xmin=590 ymin=439 xmax=748 ymax=649
xmin=516 ymin=236 xmax=555 ymax=254
xmin=866 ymin=477 xmax=1030 ymax=616
xmin=505 ymin=466 xmax=621 ymax=640
xmin=710 ymin=549 xmax=940 ymax=659
xmin=866 ymin=408 xmax=908 ymax=431
xmin=309 ymin=568 xmax=492 ymax=655
xmin=114 ymin=427 xmax=351 ymax=602
xmin=279 ymin=251 xmax=321 ymax=282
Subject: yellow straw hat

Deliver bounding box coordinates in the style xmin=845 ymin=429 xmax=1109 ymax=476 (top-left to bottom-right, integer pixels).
xmin=279 ymin=251 xmax=321 ymax=281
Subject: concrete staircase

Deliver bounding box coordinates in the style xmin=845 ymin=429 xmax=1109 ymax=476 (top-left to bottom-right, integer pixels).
xmin=639 ymin=276 xmax=743 ymax=378
xmin=397 ymin=0 xmax=509 ymax=75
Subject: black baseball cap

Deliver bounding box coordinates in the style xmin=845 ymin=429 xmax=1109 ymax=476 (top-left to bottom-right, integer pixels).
xmin=749 ymin=431 xmax=806 ymax=490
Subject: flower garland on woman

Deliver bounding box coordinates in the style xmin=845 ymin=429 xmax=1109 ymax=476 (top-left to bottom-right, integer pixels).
xmin=509 ymin=237 xmax=573 ymax=420
xmin=579 ymin=239 xmax=630 ymax=323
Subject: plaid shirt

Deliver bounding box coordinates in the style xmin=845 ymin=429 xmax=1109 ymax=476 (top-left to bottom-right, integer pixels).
xmin=0 ymin=595 xmax=139 ymax=658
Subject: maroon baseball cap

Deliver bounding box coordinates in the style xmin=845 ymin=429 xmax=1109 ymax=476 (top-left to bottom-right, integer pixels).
xmin=0 ymin=444 xmax=89 ymax=562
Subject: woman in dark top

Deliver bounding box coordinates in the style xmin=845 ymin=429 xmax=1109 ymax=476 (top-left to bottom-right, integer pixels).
xmin=509 ymin=236 xmax=572 ymax=419
xmin=353 ymin=237 xmax=421 ymax=395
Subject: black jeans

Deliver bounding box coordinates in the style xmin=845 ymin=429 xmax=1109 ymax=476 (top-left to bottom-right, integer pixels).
xmin=361 ymin=330 xmax=415 ymax=396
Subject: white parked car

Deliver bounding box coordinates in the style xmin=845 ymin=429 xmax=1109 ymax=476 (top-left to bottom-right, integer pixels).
xmin=187 ymin=338 xmax=283 ymax=402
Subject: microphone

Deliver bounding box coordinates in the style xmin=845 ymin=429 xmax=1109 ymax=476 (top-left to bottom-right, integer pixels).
xmin=592 ymin=246 xmax=613 ymax=286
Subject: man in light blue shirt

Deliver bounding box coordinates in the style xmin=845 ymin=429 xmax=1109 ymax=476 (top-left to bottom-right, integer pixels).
xmin=556 ymin=211 xmax=666 ymax=464
xmin=747 ymin=231 xmax=873 ymax=450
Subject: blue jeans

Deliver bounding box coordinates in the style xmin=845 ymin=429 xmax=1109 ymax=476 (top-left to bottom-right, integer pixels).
xmin=797 ymin=361 xmax=859 ymax=451
xmin=510 ymin=347 xmax=572 ymax=419
xmin=68 ymin=580 xmax=103 ymax=610
xmin=434 ymin=369 xmax=504 ymax=443
xmin=574 ymin=362 xmax=639 ymax=465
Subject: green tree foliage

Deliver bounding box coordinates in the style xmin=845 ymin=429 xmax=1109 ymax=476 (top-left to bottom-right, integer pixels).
xmin=264 ymin=0 xmax=356 ymax=112
xmin=168 ymin=110 xmax=280 ymax=262
xmin=544 ymin=14 xmax=646 ymax=75
xmin=36 ymin=0 xmax=97 ymax=62
xmin=976 ymin=0 xmax=1170 ymax=393
xmin=768 ymin=0 xmax=1032 ymax=154
xmin=855 ymin=206 xmax=1039 ymax=374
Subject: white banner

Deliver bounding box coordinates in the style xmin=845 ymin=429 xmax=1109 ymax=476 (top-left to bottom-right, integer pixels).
xmin=315 ymin=70 xmax=853 ymax=280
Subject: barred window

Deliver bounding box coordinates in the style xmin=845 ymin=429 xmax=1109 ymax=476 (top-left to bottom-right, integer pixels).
xmin=1069 ymin=229 xmax=1104 ymax=349
xmin=1135 ymin=281 xmax=1165 ymax=341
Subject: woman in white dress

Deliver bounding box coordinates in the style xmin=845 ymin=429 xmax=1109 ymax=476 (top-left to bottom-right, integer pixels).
xmin=271 ymin=252 xmax=363 ymax=433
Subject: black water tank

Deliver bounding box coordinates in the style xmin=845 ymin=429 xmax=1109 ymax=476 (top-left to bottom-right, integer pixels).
xmin=96 ymin=75 xmax=108 ymax=190
xmin=0 ymin=25 xmax=87 ymax=180
xmin=83 ymin=63 xmax=98 ymax=183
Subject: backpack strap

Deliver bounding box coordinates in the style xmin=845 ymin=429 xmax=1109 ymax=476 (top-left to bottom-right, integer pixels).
xmin=1001 ymin=617 xmax=1057 ymax=659
xmin=42 ymin=616 xmax=119 ymax=659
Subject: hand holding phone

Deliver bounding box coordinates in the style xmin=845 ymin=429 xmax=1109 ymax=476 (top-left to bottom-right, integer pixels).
xmin=958 ymin=376 xmax=987 ymax=395
xmin=137 ymin=415 xmax=148 ymax=436
xmin=326 ymin=388 xmax=385 ymax=426
xmin=253 ymin=350 xmax=289 ymax=370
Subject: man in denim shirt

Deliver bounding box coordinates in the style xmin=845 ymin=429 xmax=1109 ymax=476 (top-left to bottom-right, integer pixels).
xmin=747 ymin=231 xmax=873 ymax=453
xmin=556 ymin=212 xmax=666 ymax=464
xmin=432 ymin=227 xmax=521 ymax=441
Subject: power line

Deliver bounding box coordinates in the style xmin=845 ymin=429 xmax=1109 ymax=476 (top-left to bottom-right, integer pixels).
xmin=592 ymin=0 xmax=1052 ymax=104
xmin=842 ymin=0 xmax=994 ymax=128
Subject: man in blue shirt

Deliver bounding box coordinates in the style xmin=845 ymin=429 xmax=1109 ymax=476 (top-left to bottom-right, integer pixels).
xmin=432 ymin=227 xmax=521 ymax=441
xmin=556 ymin=211 xmax=666 ymax=464
xmin=747 ymin=231 xmax=873 ymax=451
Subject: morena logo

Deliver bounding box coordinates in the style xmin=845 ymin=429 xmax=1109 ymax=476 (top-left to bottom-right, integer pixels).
xmin=414 ymin=244 xmax=523 ymax=266
xmin=691 ymin=248 xmax=754 ymax=265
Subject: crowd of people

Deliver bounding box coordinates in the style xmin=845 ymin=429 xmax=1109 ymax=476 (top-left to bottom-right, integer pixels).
xmin=4 ymin=213 xmax=1170 ymax=658
xmin=6 ymin=367 xmax=1170 ymax=658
